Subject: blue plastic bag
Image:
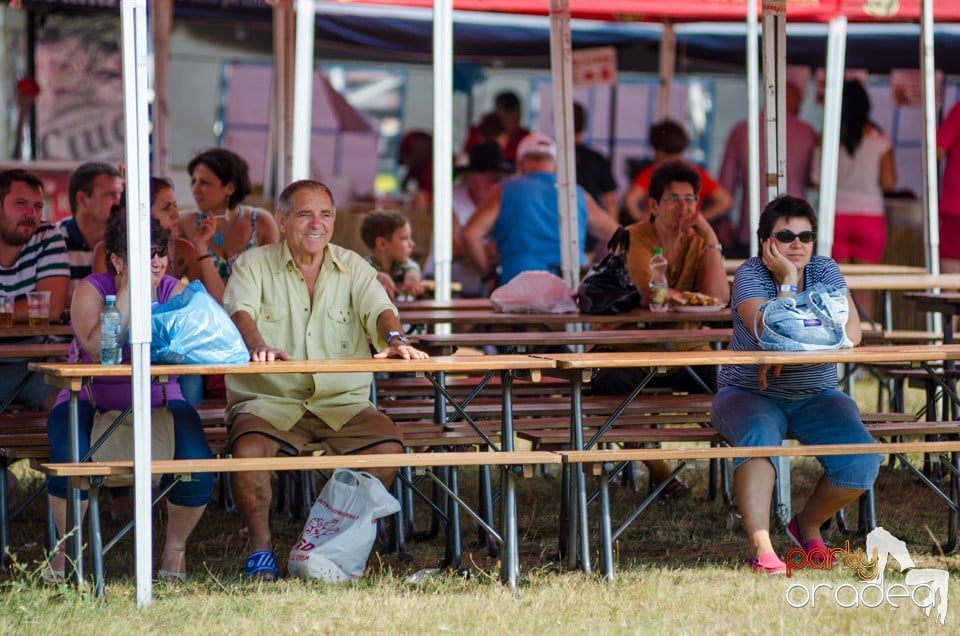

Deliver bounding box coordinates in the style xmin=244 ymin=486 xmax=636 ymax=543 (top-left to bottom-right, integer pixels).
xmin=755 ymin=283 xmax=853 ymax=351
xmin=151 ymin=280 xmax=249 ymax=364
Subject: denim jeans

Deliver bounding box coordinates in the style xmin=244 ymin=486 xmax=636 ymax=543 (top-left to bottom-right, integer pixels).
xmin=46 ymin=399 xmax=214 ymax=506
xmin=712 ymin=386 xmax=881 ymax=490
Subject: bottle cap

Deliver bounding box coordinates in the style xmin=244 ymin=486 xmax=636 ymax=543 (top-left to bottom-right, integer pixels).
xmin=105 ymin=294 xmax=117 ymax=303
xmin=653 ymin=247 xmax=663 ymax=255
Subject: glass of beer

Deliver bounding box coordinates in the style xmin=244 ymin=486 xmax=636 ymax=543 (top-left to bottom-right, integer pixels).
xmin=0 ymin=294 xmax=12 ymax=328
xmin=27 ymin=290 xmax=51 ymax=327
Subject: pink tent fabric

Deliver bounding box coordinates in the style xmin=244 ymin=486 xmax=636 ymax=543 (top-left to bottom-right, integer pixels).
xmin=338 ymin=0 xmax=960 ymax=22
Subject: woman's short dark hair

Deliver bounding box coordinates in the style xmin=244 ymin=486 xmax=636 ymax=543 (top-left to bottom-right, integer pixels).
xmin=150 ymin=176 xmax=173 ymax=207
xmin=104 ymin=205 xmax=171 ymax=276
xmin=756 ymin=195 xmax=818 ymax=256
xmin=648 ymin=119 xmax=689 ymax=155
xmin=187 ymin=148 xmax=252 ymax=209
xmin=648 ymin=159 xmax=701 ymax=203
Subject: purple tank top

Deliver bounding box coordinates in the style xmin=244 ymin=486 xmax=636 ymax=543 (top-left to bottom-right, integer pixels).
xmin=54 ymin=273 xmax=184 ymax=410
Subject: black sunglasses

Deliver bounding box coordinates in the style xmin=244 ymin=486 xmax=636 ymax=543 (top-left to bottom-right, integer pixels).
xmin=770 ymin=230 xmax=816 ymax=244
xmin=150 ymin=245 xmax=169 ymax=259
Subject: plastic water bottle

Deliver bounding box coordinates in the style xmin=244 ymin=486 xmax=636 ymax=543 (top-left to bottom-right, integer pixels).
xmin=649 ymin=247 xmax=669 ymax=313
xmin=100 ymin=294 xmax=122 ymax=364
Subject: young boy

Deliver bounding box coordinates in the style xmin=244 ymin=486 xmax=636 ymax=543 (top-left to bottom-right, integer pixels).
xmin=360 ymin=210 xmax=425 ymax=299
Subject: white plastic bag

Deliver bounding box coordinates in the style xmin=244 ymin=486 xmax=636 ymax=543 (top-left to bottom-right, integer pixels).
xmin=490 ymin=270 xmax=578 ymax=313
xmin=287 ymin=469 xmax=401 ymax=582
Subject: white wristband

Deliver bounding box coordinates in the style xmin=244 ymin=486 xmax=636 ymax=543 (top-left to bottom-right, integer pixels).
xmin=778 ymin=284 xmax=798 ymax=293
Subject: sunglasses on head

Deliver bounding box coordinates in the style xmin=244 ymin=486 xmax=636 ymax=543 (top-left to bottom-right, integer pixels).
xmin=150 ymin=245 xmax=169 ymax=259
xmin=770 ymin=230 xmax=816 ymax=244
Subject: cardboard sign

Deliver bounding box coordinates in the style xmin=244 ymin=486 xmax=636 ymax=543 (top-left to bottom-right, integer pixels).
xmin=572 ymin=47 xmax=618 ymax=87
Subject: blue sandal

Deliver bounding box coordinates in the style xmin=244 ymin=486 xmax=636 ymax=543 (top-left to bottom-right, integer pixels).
xmin=244 ymin=550 xmax=280 ymax=581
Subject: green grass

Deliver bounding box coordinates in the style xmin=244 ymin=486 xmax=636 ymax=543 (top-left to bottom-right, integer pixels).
xmin=2 ymin=377 xmax=959 ymax=634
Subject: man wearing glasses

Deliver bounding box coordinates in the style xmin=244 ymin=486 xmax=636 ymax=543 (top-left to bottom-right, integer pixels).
xmin=591 ymin=159 xmax=729 ymax=502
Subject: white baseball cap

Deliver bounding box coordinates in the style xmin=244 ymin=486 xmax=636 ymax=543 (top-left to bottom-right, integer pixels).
xmin=516 ymin=132 xmax=557 ymax=161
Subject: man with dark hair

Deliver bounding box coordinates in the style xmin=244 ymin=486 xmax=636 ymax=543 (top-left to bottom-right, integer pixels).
xmin=463 ymin=90 xmax=531 ymax=162
xmin=59 ymin=161 xmax=122 ymax=292
xmin=573 ymin=101 xmax=618 ymax=218
xmin=623 ymin=119 xmax=732 ymax=228
xmin=0 ymin=169 xmax=69 ymax=410
xmin=222 ymin=179 xmax=429 ymax=580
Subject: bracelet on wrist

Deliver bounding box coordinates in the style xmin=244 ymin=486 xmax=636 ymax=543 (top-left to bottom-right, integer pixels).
xmin=197 ymin=254 xmax=212 ymax=262
xmin=705 ymin=243 xmax=722 ymax=252
xmin=778 ymin=283 xmax=798 ymax=293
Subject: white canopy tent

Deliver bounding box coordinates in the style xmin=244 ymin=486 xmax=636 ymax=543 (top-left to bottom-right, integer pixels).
xmin=110 ymin=0 xmax=944 ymax=605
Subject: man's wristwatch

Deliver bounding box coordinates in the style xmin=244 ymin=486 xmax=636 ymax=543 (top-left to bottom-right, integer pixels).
xmin=387 ymin=331 xmax=411 ymax=346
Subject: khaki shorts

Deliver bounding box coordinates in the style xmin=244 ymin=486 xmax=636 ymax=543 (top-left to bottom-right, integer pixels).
xmin=229 ymin=407 xmax=401 ymax=456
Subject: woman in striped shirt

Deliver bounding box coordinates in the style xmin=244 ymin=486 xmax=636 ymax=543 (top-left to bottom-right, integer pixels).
xmin=711 ymin=195 xmax=881 ymax=574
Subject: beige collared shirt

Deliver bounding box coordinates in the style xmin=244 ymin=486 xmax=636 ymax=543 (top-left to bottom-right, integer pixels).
xmin=223 ymin=241 xmax=397 ymax=431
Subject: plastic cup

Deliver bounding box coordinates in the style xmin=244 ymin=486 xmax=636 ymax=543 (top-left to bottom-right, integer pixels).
xmin=27 ymin=290 xmax=51 ymax=327
xmin=0 ymin=294 xmax=12 ymax=328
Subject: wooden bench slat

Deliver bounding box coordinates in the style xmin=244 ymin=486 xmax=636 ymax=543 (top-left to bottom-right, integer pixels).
xmin=42 ymin=450 xmax=562 ymax=477
xmin=558 ymin=440 xmax=960 ymax=463
xmin=519 ymin=420 xmax=955 ymax=447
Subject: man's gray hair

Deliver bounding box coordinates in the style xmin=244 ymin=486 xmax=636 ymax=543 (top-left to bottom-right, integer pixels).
xmin=276 ymin=180 xmax=335 ymax=216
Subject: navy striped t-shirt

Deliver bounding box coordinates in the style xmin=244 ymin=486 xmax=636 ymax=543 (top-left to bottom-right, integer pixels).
xmin=0 ymin=224 xmax=69 ymax=298
xmin=717 ymin=255 xmax=848 ymax=397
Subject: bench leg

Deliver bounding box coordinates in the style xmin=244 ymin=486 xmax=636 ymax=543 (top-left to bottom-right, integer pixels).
xmin=857 ymin=487 xmax=876 ymax=535
xmin=477 ymin=464 xmax=498 ymax=557
xmin=0 ymin=459 xmax=8 ymax=570
xmin=573 ymin=463 xmax=591 ymax=573
xmin=499 ymin=465 xmax=520 ymax=587
xmin=88 ymin=478 xmax=105 ymax=598
xmin=772 ymin=453 xmax=792 ymax=528
xmin=720 ymin=457 xmax=734 ymax=508
xmin=400 ymin=464 xmax=415 ymax=537
xmin=557 ymin=463 xmax=570 ymax=561
xmin=440 ymin=466 xmax=462 ymax=570
xmin=599 ymin=462 xmax=614 ymax=582
xmin=390 ymin=478 xmax=411 ymax=561
xmin=948 ymin=452 xmax=960 ymax=553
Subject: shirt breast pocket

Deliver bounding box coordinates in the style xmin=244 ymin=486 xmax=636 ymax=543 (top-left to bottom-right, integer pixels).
xmin=258 ymin=304 xmax=289 ymax=345
xmin=326 ymin=306 xmax=358 ymax=356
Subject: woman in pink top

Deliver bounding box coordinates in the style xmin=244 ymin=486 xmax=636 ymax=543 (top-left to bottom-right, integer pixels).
xmin=937 ymin=102 xmax=960 ymax=274
xmin=828 ymin=80 xmax=896 ymax=321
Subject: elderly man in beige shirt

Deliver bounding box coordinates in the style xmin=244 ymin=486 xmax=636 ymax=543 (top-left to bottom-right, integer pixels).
xmin=223 ymin=179 xmax=428 ymax=581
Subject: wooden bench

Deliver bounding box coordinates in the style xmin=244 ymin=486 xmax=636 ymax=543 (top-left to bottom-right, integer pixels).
xmin=559 ymin=440 xmax=960 ymax=580
xmin=376 ymin=375 xmax=572 ymax=399
xmin=0 ymin=404 xmax=229 ymax=570
xmin=380 ymin=393 xmax=714 ymax=422
xmin=517 ymin=412 xmax=928 ymax=448
xmin=43 ymin=450 xmax=560 ymax=592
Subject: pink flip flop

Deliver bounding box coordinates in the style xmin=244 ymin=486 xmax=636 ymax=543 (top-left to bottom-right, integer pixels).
xmin=786 ymin=515 xmax=837 ymax=565
xmin=747 ymin=551 xmax=786 ymax=574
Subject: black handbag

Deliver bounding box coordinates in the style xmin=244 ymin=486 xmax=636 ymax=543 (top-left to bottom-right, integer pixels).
xmin=576 ymin=226 xmax=642 ymax=314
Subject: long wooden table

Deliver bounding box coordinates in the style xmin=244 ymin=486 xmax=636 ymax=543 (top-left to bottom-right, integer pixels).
xmin=0 ymin=325 xmax=73 ymax=339
xmin=906 ymin=291 xmax=960 ymax=344
xmin=535 ymin=344 xmax=960 ymax=573
xmin=395 ymin=298 xmax=493 ymax=311
xmin=400 ymin=307 xmax=731 ymax=330
xmin=0 ymin=330 xmax=72 ymax=414
xmin=29 ymin=355 xmax=556 ymax=590
xmin=416 ymin=328 xmax=733 ymax=355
